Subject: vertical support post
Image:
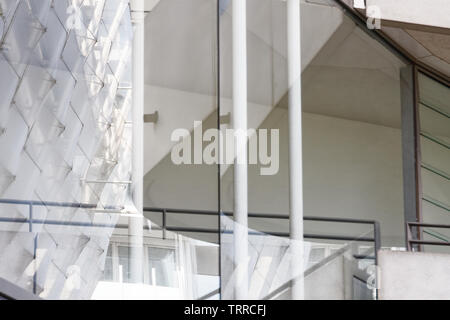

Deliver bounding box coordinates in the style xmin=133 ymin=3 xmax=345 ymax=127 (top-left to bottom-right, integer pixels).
xmin=232 ymin=0 xmax=248 ymax=300
xmin=162 ymin=209 xmax=167 ymax=240
xmin=287 ymin=0 xmax=304 ymax=300
xmin=374 ymin=221 xmax=381 ymax=265
xmin=130 ymin=0 xmax=145 ymax=284
xmin=29 ymin=204 xmax=37 ymax=295
xmin=400 ymin=65 xmax=421 ymax=251
xmin=406 ymin=223 xmax=413 ymax=251
xmin=216 ymin=0 xmax=222 ymax=300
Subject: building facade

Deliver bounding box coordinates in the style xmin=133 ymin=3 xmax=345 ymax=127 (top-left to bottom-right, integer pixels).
xmin=0 ymin=0 xmax=449 ymax=300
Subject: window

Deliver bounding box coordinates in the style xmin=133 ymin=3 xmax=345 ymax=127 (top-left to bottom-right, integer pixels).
xmin=101 ymin=243 xmax=178 ymax=288
xmin=147 ymin=247 xmax=177 ymax=287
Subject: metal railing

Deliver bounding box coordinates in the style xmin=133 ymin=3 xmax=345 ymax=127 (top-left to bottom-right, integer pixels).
xmin=0 ymin=198 xmax=124 ymax=294
xmin=143 ymin=206 xmax=381 ymax=264
xmin=406 ymin=221 xmax=450 ymax=251
xmin=0 ymin=198 xmax=382 ymax=296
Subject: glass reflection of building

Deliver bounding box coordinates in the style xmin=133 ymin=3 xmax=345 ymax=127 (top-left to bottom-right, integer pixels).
xmin=0 ymin=0 xmax=449 ymax=300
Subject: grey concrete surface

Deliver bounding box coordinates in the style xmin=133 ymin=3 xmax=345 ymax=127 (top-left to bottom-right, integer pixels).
xmin=379 ymin=250 xmax=450 ymax=300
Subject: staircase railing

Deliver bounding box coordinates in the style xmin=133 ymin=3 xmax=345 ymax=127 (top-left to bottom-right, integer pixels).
xmin=0 ymin=198 xmax=381 ymax=298
xmin=143 ymin=206 xmax=381 ymax=264
xmin=406 ymin=221 xmax=450 ymax=251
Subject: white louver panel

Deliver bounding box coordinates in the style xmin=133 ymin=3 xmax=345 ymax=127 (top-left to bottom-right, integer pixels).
xmin=0 ymin=0 xmax=133 ymax=299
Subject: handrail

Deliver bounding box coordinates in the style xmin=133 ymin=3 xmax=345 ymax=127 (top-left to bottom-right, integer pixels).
xmin=406 ymin=221 xmax=450 ymax=251
xmin=144 ymin=206 xmax=380 ymax=224
xmin=0 ymin=198 xmax=381 ymax=296
xmin=143 ymin=207 xmax=381 ymax=264
xmin=0 ymin=198 xmax=123 ymax=210
xmin=0 ymin=199 xmax=381 ymax=255
xmin=0 ymin=198 xmax=123 ymax=295
xmin=198 ymin=288 xmax=220 ymax=300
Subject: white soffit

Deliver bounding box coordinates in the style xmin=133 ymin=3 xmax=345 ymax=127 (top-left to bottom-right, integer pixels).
xmin=365 ymin=0 xmax=450 ymax=30
xmin=341 ymin=0 xmax=450 ymax=79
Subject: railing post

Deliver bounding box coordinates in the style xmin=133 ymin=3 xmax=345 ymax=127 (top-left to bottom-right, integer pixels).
xmin=406 ymin=222 xmax=413 ymax=251
xmin=29 ymin=203 xmax=37 ymax=295
xmin=373 ymin=221 xmax=381 ymax=265
xmin=28 ymin=203 xmax=33 ymax=233
xmin=162 ymin=209 xmax=167 ymax=240
xmin=373 ymin=220 xmax=381 ymax=300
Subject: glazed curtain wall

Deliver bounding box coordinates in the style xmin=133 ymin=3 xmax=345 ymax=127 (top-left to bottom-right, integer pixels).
xmin=140 ymin=0 xmax=408 ymax=300
xmin=0 ymin=0 xmax=421 ymax=300
xmin=417 ymin=72 xmax=450 ymax=251
xmin=0 ymin=0 xmax=133 ymax=299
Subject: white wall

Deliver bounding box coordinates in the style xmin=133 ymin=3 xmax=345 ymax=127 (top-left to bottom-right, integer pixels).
xmin=144 ymin=108 xmax=405 ymax=247
xmin=276 ymin=254 xmax=352 ymax=300
xmin=379 ymin=250 xmax=450 ymax=299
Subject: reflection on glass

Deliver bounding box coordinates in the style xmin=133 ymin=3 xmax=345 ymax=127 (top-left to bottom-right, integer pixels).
xmin=418 ymin=73 xmax=450 ymax=252
xmin=103 ymin=246 xmax=113 ymax=282
xmin=220 ymin=1 xmax=406 ymax=298
xmin=147 ymin=247 xmax=177 ymax=287
xmin=220 ymin=215 xmax=377 ymax=300
xmin=118 ymin=246 xmax=131 ymax=283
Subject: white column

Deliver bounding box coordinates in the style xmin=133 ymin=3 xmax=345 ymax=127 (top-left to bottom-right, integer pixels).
xmin=232 ymin=0 xmax=248 ymax=300
xmin=130 ymin=0 xmax=145 ymax=284
xmin=287 ymin=0 xmax=304 ymax=299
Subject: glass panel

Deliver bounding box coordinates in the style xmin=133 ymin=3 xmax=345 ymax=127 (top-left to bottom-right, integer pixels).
xmin=419 ymin=103 xmax=450 ymax=145
xmin=0 ymin=1 xmax=135 ymax=299
xmin=14 ymin=64 xmax=56 ymax=127
xmin=0 ymin=56 xmax=19 ymax=131
xmin=421 ymin=168 xmax=450 ymax=210
xmin=219 ymin=0 xmax=405 ymax=299
xmin=0 ymin=0 xmax=21 ymax=27
xmin=147 ymin=247 xmax=176 ymax=287
xmin=418 ymin=72 xmax=450 ymax=253
xmin=418 ymin=73 xmax=450 ymax=116
xmin=0 ymin=0 xmax=417 ymax=300
xmin=220 ymin=214 xmax=378 ymax=300
xmin=421 ymin=136 xmax=450 ymax=178
xmin=1 ymin=0 xmax=45 ymax=76
xmin=140 ymin=0 xmax=220 ymax=299
xmin=117 ymin=246 xmax=131 ymax=283
xmin=103 ymin=245 xmax=113 ymax=281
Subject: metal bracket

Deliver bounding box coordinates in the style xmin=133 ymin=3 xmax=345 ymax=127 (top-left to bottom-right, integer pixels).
xmin=144 ymin=111 xmax=159 ymax=124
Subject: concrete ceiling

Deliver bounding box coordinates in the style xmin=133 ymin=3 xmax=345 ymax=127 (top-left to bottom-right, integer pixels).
xmin=383 ymin=26 xmax=450 ymax=79
xmin=338 ymin=0 xmax=450 ymax=79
